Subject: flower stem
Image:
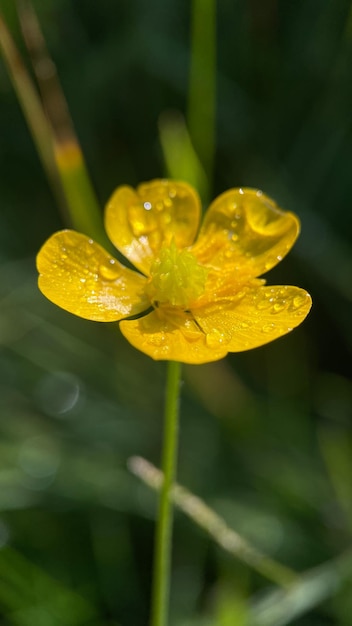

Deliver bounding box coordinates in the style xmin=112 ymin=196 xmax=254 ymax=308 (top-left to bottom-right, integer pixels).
xmin=150 ymin=360 xmax=182 ymax=626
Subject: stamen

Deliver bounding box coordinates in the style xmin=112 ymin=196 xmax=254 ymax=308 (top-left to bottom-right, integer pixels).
xmin=147 ymin=240 xmax=207 ymax=308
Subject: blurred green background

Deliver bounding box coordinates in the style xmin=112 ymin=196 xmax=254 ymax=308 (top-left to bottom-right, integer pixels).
xmin=1 ymin=1 xmax=352 ymax=625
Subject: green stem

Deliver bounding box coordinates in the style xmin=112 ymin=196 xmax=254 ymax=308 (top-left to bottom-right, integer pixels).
xmin=150 ymin=360 xmax=182 ymax=626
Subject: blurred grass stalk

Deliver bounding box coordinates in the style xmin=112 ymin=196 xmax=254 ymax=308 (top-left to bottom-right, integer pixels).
xmin=249 ymin=548 xmax=352 ymax=626
xmin=159 ymin=0 xmax=216 ymax=204
xmin=0 ymin=11 xmax=64 ymax=206
xmin=188 ymin=0 xmax=216 ymax=190
xmin=159 ymin=111 xmax=209 ymax=203
xmin=0 ymin=2 xmax=109 ymax=248
xmin=129 ymin=456 xmax=297 ymax=589
xmin=130 ymin=456 xmax=352 ymax=626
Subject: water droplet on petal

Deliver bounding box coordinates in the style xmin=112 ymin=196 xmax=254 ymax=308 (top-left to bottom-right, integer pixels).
xmin=256 ymin=299 xmax=272 ymax=310
xmin=293 ymin=295 xmax=307 ymax=308
xmin=264 ymin=258 xmax=276 ymax=270
xmin=99 ymin=260 xmax=120 ymax=281
xmin=205 ymin=329 xmax=228 ymax=348
xmin=273 ymin=301 xmax=286 ymax=312
xmin=262 ymin=323 xmax=275 ymax=333
xmin=146 ymin=334 xmax=166 ymax=347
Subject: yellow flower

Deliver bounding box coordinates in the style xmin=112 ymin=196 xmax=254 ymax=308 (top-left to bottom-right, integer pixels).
xmin=37 ymin=179 xmax=312 ymax=364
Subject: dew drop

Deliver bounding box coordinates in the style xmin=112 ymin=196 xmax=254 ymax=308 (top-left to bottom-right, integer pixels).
xmin=146 ymin=334 xmax=166 ymax=347
xmin=262 ymin=323 xmax=275 ymax=333
xmin=99 ymin=260 xmax=120 ymax=281
xmin=264 ymin=259 xmax=275 ymax=270
xmin=228 ymin=202 xmax=238 ymax=213
xmin=293 ymin=295 xmax=307 ymax=308
xmin=273 ymin=301 xmax=286 ymax=312
xmin=256 ymin=299 xmax=272 ymax=310
xmin=144 ymin=201 xmax=152 ymax=210
xmin=131 ymin=220 xmax=146 ymax=236
xmin=206 ymin=329 xmax=227 ymax=348
xmin=231 ymin=233 xmax=239 ymax=242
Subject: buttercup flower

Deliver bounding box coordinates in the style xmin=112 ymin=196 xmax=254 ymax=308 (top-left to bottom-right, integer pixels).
xmin=37 ymin=180 xmax=312 ymax=364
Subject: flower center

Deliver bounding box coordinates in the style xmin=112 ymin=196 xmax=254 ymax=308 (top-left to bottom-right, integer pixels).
xmin=147 ymin=240 xmax=208 ymax=308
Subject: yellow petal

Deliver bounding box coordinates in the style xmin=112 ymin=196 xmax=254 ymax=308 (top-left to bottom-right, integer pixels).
xmin=37 ymin=230 xmax=148 ymax=321
xmin=194 ymin=285 xmax=312 ymax=352
xmin=120 ymin=308 xmax=228 ymax=364
xmin=192 ymin=188 xmax=300 ymax=279
xmin=105 ymin=179 xmax=201 ymax=275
